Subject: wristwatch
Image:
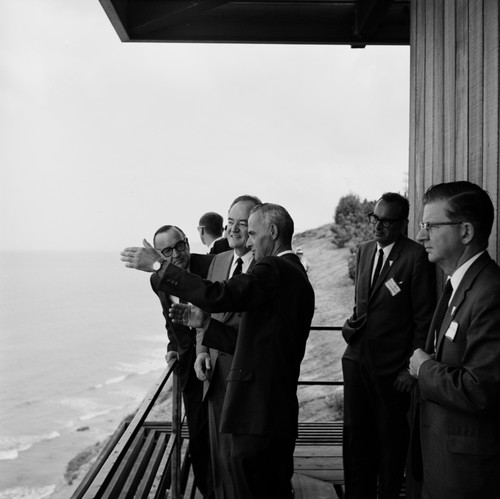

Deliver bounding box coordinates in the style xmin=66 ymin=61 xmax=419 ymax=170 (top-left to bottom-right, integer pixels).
xmin=152 ymin=259 xmax=164 ymax=271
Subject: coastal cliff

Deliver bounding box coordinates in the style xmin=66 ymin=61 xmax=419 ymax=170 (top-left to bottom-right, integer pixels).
xmin=51 ymin=225 xmax=354 ymax=497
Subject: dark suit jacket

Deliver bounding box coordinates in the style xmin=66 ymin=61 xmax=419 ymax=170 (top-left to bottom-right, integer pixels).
xmin=209 ymin=237 xmax=231 ymax=254
xmin=343 ymin=235 xmax=436 ymax=377
xmin=157 ymin=252 xmax=315 ymax=437
xmin=150 ymin=253 xmax=214 ymax=389
xmin=418 ymin=251 xmax=500 ymax=498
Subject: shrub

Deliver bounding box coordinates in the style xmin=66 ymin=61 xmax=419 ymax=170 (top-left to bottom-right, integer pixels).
xmin=331 ymin=194 xmax=376 ymax=279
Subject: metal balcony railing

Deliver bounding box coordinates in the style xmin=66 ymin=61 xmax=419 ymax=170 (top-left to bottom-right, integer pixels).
xmin=71 ymin=325 xmax=344 ymax=499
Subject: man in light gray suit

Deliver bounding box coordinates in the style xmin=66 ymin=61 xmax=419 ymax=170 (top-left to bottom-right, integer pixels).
xmin=194 ymin=194 xmax=261 ymax=499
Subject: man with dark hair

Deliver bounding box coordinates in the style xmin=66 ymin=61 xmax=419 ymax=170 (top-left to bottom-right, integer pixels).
xmin=150 ymin=225 xmax=214 ymax=498
xmin=410 ymin=181 xmax=500 ymax=499
xmin=121 ymin=203 xmax=315 ymax=499
xmin=198 ymin=212 xmax=230 ymax=254
xmin=342 ymin=192 xmax=436 ymax=499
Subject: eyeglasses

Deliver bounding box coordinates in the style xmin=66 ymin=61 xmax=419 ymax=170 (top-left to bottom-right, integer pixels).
xmin=419 ymin=221 xmax=464 ymax=232
xmin=368 ymin=213 xmax=402 ymax=228
xmin=160 ymin=239 xmax=188 ymax=257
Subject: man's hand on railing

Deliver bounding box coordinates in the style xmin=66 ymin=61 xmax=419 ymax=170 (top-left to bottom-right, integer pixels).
xmin=194 ymin=353 xmax=212 ymax=381
xmin=169 ymin=302 xmax=210 ymax=328
xmin=165 ymin=351 xmax=179 ymax=370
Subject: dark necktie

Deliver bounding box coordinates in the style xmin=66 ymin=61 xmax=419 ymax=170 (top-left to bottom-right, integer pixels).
xmin=432 ymin=279 xmax=453 ymax=349
xmin=370 ymin=248 xmax=384 ymax=292
xmin=232 ymin=257 xmax=243 ymax=276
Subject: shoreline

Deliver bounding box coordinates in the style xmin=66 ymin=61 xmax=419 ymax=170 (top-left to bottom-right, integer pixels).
xmin=48 ymin=229 xmax=353 ymax=499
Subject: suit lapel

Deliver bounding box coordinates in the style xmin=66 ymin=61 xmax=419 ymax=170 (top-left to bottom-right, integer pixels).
xmin=359 ymin=242 xmax=377 ymax=299
xmin=370 ymin=238 xmax=403 ymax=297
xmin=219 ymin=254 xmax=255 ymax=322
xmin=435 ymin=252 xmax=492 ymax=355
xmin=213 ymin=251 xmax=234 ymax=323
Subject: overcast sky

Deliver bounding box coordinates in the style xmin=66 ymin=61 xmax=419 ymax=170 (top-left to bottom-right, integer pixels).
xmin=1 ymin=0 xmax=410 ymax=252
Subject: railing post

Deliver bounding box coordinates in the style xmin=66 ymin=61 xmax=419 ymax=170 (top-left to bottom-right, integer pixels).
xmin=171 ymin=361 xmax=182 ymax=498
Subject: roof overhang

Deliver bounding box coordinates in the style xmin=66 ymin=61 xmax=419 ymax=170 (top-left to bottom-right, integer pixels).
xmin=98 ymin=0 xmax=410 ymax=47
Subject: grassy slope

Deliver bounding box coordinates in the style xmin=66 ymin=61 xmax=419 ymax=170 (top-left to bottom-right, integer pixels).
xmin=293 ymin=224 xmax=354 ymax=421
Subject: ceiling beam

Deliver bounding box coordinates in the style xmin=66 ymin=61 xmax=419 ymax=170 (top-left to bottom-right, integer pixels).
xmin=132 ymin=0 xmax=233 ymax=37
xmin=354 ymin=0 xmax=395 ymax=38
xmin=99 ymin=0 xmax=130 ymax=41
xmin=98 ymin=0 xmax=410 ymax=45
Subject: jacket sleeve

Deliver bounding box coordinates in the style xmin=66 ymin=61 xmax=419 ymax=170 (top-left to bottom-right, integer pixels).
xmin=201 ymin=319 xmax=238 ymax=355
xmin=410 ymin=248 xmax=436 ymax=350
xmin=157 ymin=257 xmax=280 ymax=314
xmin=150 ymin=275 xmax=178 ymax=353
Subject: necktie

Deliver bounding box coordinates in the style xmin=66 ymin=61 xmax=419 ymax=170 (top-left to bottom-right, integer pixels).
xmin=370 ymin=248 xmax=384 ymax=292
xmin=232 ymin=257 xmax=243 ymax=276
xmin=432 ymin=279 xmax=453 ymax=348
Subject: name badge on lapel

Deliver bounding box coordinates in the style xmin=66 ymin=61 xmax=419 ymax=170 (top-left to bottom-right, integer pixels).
xmin=445 ymin=321 xmax=459 ymax=341
xmin=385 ymin=278 xmax=401 ymax=296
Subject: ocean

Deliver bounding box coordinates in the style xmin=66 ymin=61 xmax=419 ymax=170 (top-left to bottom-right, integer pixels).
xmin=0 ymin=251 xmax=182 ymax=499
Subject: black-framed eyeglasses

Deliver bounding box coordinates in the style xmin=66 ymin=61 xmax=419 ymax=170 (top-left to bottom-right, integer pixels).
xmin=368 ymin=213 xmax=402 ymax=228
xmin=160 ymin=239 xmax=188 ymax=257
xmin=419 ymin=221 xmax=464 ymax=232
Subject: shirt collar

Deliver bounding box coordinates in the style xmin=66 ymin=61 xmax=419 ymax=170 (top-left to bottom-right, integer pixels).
xmin=231 ymin=250 xmax=253 ymax=273
xmin=277 ymin=250 xmax=296 ymax=257
xmin=449 ymin=250 xmax=485 ymax=297
xmin=376 ymin=242 xmax=395 ymax=259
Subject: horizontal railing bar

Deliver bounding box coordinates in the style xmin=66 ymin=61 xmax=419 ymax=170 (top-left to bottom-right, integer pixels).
xmin=310 ymin=325 xmax=343 ymax=331
xmin=298 ymin=381 xmax=344 ymax=385
xmin=72 ymin=325 xmax=345 ymax=498
xmin=301 ymin=324 xmax=344 ymax=385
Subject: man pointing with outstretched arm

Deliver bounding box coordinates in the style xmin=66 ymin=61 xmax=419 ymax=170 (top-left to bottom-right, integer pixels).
xmin=121 ymin=203 xmax=315 ymax=499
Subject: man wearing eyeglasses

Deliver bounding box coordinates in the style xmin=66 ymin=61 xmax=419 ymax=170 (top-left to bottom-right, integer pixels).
xmin=150 ymin=225 xmax=215 ymax=499
xmin=409 ymin=182 xmax=500 ymax=499
xmin=342 ymin=192 xmax=436 ymax=499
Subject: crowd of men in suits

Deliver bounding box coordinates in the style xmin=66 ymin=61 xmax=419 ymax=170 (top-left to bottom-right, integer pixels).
xmin=121 ymin=180 xmax=500 ymax=499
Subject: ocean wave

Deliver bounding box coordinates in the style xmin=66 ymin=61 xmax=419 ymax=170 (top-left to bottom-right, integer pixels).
xmin=0 ymin=432 xmax=60 ymax=461
xmin=105 ymin=374 xmax=128 ymax=385
xmin=114 ymin=358 xmax=165 ymax=376
xmin=92 ymin=373 xmax=130 ymax=390
xmin=78 ymin=409 xmax=113 ymax=422
xmin=0 ymin=449 xmax=18 ymax=460
xmin=0 ymin=485 xmax=56 ymax=499
xmin=58 ymin=396 xmax=125 ymax=422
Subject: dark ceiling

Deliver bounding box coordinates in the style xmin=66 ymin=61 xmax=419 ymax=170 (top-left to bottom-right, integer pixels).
xmin=99 ymin=0 xmax=410 ymax=47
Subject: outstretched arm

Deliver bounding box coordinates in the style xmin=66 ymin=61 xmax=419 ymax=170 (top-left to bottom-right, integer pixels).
xmin=121 ymin=239 xmax=162 ymax=272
